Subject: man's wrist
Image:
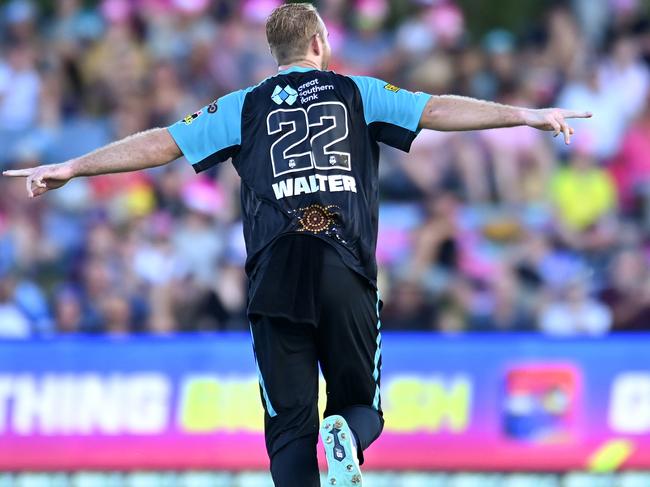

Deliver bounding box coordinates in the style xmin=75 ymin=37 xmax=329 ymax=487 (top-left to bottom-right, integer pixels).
xmin=64 ymin=160 xmax=80 ymax=179
xmin=516 ymin=107 xmax=533 ymax=127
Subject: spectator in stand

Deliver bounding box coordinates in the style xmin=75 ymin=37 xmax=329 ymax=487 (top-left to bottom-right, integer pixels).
xmin=479 ymin=88 xmax=554 ymax=205
xmin=380 ymin=278 xmax=436 ymax=331
xmin=551 ymin=140 xmax=618 ymax=252
xmin=599 ymin=33 xmax=649 ymax=122
xmin=53 ymin=287 xmax=84 ymax=334
xmin=609 ymin=93 xmax=650 ymax=220
xmin=0 ymin=40 xmax=42 ymax=165
xmin=101 ymin=292 xmax=132 ymax=336
xmin=539 ymin=278 xmax=612 ymax=336
xmin=599 ymin=249 xmax=650 ymax=331
xmin=468 ymin=267 xmax=535 ymax=332
xmin=556 ymin=62 xmax=627 ymax=160
xmin=0 ymin=273 xmax=30 ymax=338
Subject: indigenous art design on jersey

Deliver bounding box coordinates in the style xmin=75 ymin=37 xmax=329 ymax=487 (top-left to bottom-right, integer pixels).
xmin=294 ymin=204 xmax=339 ymax=234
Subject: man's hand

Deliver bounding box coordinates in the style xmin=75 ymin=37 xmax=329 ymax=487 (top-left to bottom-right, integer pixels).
xmin=3 ymin=162 xmax=74 ymax=198
xmin=419 ymin=95 xmax=592 ymax=141
xmin=521 ymin=108 xmax=593 ymax=145
xmin=2 ymin=128 xmax=182 ymax=198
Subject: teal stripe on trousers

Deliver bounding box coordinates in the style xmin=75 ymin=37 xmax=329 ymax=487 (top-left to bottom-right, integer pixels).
xmin=372 ymin=293 xmax=382 ymax=410
xmin=249 ymin=323 xmax=277 ymax=417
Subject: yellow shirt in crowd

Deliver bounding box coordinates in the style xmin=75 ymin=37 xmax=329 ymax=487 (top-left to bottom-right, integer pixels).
xmin=551 ymin=167 xmax=617 ymax=230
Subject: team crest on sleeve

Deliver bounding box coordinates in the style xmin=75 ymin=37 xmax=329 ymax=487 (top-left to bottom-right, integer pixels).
xmin=182 ymin=109 xmax=203 ymax=125
xmin=383 ymin=83 xmax=401 ymax=93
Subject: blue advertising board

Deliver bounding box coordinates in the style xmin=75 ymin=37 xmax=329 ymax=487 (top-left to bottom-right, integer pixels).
xmin=0 ymin=333 xmax=648 ymax=471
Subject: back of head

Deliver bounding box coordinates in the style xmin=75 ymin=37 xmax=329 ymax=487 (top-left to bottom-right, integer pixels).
xmin=266 ymin=3 xmax=322 ymax=65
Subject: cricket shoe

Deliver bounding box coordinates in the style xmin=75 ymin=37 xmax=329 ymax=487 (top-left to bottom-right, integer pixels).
xmin=320 ymin=415 xmax=362 ymax=486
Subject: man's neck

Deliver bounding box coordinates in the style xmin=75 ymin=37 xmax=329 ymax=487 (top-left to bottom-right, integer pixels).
xmin=278 ymin=59 xmax=321 ymax=71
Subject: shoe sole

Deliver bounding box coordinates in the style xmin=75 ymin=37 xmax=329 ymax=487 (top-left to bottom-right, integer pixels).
xmin=320 ymin=414 xmax=362 ymax=486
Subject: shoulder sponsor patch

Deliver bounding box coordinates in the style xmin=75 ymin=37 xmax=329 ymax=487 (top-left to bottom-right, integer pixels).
xmin=384 ymin=83 xmax=401 ymax=93
xmin=182 ymin=109 xmax=203 ymax=125
xmin=207 ymin=101 xmax=218 ymax=114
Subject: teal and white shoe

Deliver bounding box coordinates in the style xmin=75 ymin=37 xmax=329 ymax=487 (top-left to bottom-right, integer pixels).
xmin=320 ymin=415 xmax=362 ymax=486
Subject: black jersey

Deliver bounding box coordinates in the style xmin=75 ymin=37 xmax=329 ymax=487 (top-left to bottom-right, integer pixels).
xmin=168 ymin=67 xmax=430 ymax=288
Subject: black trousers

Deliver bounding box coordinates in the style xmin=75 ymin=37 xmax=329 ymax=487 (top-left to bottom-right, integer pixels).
xmin=249 ymin=241 xmax=384 ymax=483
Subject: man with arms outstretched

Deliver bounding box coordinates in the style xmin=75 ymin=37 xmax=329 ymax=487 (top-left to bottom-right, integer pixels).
xmin=4 ymin=4 xmax=590 ymax=486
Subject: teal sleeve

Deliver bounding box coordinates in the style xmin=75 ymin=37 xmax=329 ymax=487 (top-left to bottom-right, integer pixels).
xmin=168 ymin=90 xmax=247 ymax=172
xmin=349 ymin=76 xmax=431 ymax=132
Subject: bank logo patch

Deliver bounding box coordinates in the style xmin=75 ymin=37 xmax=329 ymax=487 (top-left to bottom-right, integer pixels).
xmin=384 ymin=83 xmax=401 ymax=93
xmin=271 ymin=85 xmax=298 ymax=105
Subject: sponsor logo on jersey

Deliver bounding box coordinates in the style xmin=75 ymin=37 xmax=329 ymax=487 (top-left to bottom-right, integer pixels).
xmin=297 ymin=78 xmax=335 ymax=103
xmin=182 ymin=110 xmax=203 ymax=125
xmin=207 ymin=100 xmax=218 ymax=114
xmin=272 ymin=80 xmax=337 ymax=106
xmin=271 ymin=85 xmax=298 ymax=105
xmin=384 ymin=83 xmax=401 ymax=93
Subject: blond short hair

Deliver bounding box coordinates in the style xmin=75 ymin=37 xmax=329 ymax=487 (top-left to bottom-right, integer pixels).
xmin=266 ymin=3 xmax=323 ymax=65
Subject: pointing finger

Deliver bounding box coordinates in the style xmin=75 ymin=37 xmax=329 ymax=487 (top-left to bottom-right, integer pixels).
xmin=562 ymin=110 xmax=592 ymax=119
xmin=3 ymin=168 xmax=34 ymax=177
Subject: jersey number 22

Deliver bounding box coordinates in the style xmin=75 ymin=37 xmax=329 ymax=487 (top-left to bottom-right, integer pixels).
xmin=267 ymin=102 xmax=352 ymax=177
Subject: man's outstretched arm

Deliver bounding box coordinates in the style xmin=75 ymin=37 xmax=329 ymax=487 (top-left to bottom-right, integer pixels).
xmin=419 ymin=95 xmax=592 ymax=144
xmin=3 ymin=128 xmax=181 ymax=198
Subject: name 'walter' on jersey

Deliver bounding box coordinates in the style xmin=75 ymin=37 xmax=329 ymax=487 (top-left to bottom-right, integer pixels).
xmin=168 ymin=66 xmax=430 ymax=286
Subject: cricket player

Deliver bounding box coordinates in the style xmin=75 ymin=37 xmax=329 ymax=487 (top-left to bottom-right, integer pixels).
xmin=3 ymin=3 xmax=590 ymax=486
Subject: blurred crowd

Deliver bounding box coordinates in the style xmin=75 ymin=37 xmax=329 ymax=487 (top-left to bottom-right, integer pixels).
xmin=2 ymin=0 xmax=650 ymax=337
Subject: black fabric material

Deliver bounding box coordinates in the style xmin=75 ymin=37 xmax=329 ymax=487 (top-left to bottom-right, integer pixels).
xmin=248 ymin=234 xmax=326 ymax=325
xmin=191 ymin=144 xmax=240 ymax=173
xmin=269 ymin=434 xmax=320 ymax=487
xmin=229 ymin=70 xmax=419 ymax=289
xmin=249 ymin=238 xmax=383 ymax=465
xmin=341 ymin=405 xmax=384 ymax=465
xmin=252 ymin=314 xmax=320 ymax=458
xmin=368 ymin=121 xmax=418 ymax=152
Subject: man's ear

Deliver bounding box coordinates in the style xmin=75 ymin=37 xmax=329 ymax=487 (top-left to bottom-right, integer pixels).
xmin=310 ymin=34 xmax=321 ymax=57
